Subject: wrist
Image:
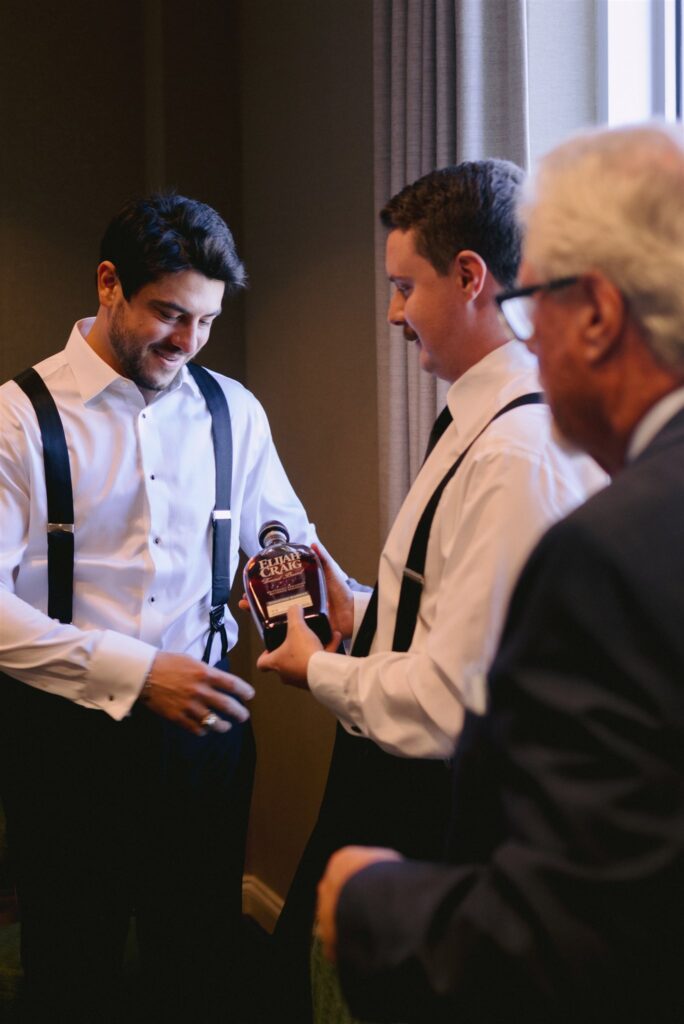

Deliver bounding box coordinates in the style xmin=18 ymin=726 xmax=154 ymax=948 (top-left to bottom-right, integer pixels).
xmin=138 ymin=665 xmax=154 ymax=703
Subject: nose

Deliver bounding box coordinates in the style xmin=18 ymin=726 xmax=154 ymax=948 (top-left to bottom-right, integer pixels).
xmin=170 ymin=322 xmax=198 ymax=354
xmin=387 ymin=290 xmax=405 ymax=326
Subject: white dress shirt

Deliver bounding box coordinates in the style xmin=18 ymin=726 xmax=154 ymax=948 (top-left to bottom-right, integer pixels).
xmin=627 ymin=386 xmax=684 ymax=461
xmin=0 ymin=319 xmax=322 ymax=719
xmin=308 ymin=342 xmax=608 ymax=759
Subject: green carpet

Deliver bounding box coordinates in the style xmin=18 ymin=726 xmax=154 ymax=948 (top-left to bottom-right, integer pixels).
xmin=311 ymin=934 xmax=360 ymax=1024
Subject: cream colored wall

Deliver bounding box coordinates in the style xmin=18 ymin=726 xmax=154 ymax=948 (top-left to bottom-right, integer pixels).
xmin=237 ymin=0 xmax=378 ymax=902
xmin=1 ymin=0 xmax=378 ymax=906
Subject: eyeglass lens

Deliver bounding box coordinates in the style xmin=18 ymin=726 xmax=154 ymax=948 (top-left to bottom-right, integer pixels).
xmin=501 ymin=297 xmax=535 ymax=342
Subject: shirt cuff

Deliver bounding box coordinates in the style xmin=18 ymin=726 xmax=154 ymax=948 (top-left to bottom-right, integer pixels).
xmin=86 ymin=631 xmax=158 ymax=720
xmin=308 ymin=650 xmax=366 ymax=737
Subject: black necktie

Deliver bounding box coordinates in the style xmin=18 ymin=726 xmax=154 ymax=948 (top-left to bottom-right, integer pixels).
xmin=423 ymin=405 xmax=453 ymax=463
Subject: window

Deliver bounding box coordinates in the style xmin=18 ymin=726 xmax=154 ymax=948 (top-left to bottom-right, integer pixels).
xmin=597 ymin=0 xmax=683 ymax=125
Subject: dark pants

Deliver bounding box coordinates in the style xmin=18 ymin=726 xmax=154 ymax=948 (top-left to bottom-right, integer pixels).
xmin=0 ymin=670 xmax=255 ymax=1024
xmin=272 ymin=723 xmax=452 ymax=1024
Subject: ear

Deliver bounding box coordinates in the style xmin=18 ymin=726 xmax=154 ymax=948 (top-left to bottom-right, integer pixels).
xmin=96 ymin=261 xmax=120 ymax=307
xmin=580 ymin=272 xmax=627 ymax=365
xmin=453 ymin=250 xmax=488 ymax=301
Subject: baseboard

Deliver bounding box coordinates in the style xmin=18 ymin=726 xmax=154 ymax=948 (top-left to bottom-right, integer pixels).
xmin=242 ymin=874 xmax=283 ymax=934
xmin=0 ymin=875 xmax=283 ymax=936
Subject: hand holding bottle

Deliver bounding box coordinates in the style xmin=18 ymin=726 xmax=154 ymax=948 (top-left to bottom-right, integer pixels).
xmin=311 ymin=541 xmax=354 ymax=640
xmin=256 ymin=605 xmax=342 ymax=688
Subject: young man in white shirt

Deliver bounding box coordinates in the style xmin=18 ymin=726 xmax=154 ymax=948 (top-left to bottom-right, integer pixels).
xmin=0 ymin=193 xmax=327 ymax=1023
xmin=259 ymin=159 xmax=606 ymax=1022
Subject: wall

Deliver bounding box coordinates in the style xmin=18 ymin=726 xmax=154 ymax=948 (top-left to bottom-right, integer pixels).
xmin=0 ymin=0 xmax=245 ymax=384
xmin=0 ymin=0 xmax=378 ymax=907
xmin=238 ymin=0 xmax=377 ymax=903
xmin=0 ymin=1 xmax=147 ymax=381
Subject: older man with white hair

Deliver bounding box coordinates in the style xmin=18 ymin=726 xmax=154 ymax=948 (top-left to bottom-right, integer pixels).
xmin=316 ymin=122 xmax=684 ymax=1024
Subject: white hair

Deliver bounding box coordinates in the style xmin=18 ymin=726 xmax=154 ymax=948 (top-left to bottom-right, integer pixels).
xmin=520 ymin=122 xmax=684 ymax=371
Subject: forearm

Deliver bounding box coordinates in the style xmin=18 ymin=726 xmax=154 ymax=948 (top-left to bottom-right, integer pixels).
xmin=308 ymin=647 xmax=464 ymax=758
xmin=335 ymin=856 xmax=556 ymax=1024
xmin=236 ymin=394 xmax=346 ymax=578
xmin=337 ymin=835 xmax=680 ymax=1024
xmin=0 ymin=588 xmax=155 ymax=718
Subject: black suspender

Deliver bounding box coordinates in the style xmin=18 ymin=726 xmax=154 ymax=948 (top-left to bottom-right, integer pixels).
xmin=14 ymin=362 xmax=233 ymax=664
xmin=14 ymin=368 xmax=75 ymax=624
xmin=187 ymin=363 xmax=233 ymax=663
xmin=352 ymin=392 xmax=544 ymax=657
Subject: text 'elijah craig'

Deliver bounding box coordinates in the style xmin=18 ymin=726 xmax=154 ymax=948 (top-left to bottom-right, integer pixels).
xmin=243 ymin=521 xmax=332 ymax=651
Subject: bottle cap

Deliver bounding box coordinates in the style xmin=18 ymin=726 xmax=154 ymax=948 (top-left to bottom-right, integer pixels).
xmin=258 ymin=520 xmax=289 ymax=547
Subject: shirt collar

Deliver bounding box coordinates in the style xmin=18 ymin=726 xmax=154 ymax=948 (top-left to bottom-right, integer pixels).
xmin=627 ymin=386 xmax=684 ymax=461
xmin=446 ymin=341 xmax=541 ymax=443
xmin=65 ymin=318 xmax=191 ymax=404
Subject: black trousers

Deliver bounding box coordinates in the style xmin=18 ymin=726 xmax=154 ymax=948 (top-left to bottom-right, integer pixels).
xmin=0 ymin=670 xmax=255 ymax=1024
xmin=271 ymin=723 xmax=452 ymax=1024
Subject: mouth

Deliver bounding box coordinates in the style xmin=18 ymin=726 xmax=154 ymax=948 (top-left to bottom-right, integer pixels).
xmin=403 ymin=326 xmax=419 ymax=344
xmin=151 ymin=347 xmax=185 ymax=368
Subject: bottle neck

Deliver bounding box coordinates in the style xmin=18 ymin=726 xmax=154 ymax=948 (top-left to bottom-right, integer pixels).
xmin=263 ymin=530 xmax=288 ymax=548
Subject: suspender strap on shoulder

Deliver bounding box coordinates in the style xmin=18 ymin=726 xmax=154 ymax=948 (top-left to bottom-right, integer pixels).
xmin=188 ymin=363 xmax=233 ymax=663
xmin=350 ymin=583 xmax=379 ymax=658
xmin=391 ymin=392 xmax=544 ymax=652
xmin=14 ymin=367 xmax=75 ymax=624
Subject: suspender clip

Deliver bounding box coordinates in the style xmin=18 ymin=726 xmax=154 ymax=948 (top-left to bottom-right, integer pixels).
xmin=212 ymin=510 xmax=231 ymax=522
xmin=209 ymin=605 xmax=226 ymax=630
xmin=402 ymin=567 xmax=424 ymax=586
xmin=47 ymin=523 xmax=74 ymax=533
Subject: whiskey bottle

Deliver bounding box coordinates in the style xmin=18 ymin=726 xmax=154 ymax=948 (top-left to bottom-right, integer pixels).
xmin=243 ymin=521 xmax=332 ymax=651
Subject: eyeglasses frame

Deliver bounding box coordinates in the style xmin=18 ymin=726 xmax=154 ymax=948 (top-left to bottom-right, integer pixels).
xmin=495 ymin=276 xmax=580 ymax=341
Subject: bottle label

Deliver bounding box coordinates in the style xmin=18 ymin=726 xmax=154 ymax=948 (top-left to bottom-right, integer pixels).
xmin=244 ymin=527 xmax=327 ymax=641
xmin=258 ymin=553 xmax=302 ymax=579
xmin=266 ymin=593 xmax=314 ymax=617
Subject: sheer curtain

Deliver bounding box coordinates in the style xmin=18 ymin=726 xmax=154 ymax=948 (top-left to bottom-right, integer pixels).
xmin=373 ymin=0 xmax=529 ymax=536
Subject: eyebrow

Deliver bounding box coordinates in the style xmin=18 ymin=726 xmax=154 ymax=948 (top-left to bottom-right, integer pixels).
xmin=150 ymin=299 xmax=222 ymax=318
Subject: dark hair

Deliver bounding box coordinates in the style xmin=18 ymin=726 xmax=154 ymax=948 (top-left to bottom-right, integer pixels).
xmin=99 ymin=192 xmax=247 ymax=299
xmin=380 ymin=160 xmax=524 ymax=288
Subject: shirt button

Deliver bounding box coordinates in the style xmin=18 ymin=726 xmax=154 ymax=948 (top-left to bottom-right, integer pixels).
xmin=154 ymin=537 xmax=161 ymax=545
xmin=149 ymin=596 xmax=156 ymax=604
xmin=150 ymin=474 xmax=155 ymax=480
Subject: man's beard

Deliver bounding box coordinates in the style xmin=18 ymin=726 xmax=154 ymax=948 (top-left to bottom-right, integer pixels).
xmin=109 ymin=305 xmax=184 ymax=392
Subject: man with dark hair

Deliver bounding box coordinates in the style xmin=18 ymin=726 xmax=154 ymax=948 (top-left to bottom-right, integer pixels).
xmin=99 ymin=192 xmax=247 ymax=300
xmin=380 ymin=159 xmax=522 ymax=286
xmin=0 ymin=193 xmax=331 ymax=1022
xmin=318 ymin=123 xmax=684 ymax=1024
xmin=260 ymin=159 xmax=605 ymax=1021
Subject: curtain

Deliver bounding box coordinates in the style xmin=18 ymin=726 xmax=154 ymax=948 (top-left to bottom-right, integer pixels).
xmin=373 ymin=0 xmax=529 ymax=537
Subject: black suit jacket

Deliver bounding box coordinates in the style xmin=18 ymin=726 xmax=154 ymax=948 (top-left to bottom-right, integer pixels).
xmin=336 ymin=407 xmax=684 ymax=1024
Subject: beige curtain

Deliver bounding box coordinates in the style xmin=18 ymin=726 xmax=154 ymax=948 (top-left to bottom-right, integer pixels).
xmin=373 ymin=0 xmax=530 ymax=537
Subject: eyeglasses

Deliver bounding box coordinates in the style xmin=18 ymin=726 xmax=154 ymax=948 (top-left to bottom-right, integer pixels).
xmin=495 ymin=276 xmax=579 ymax=342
